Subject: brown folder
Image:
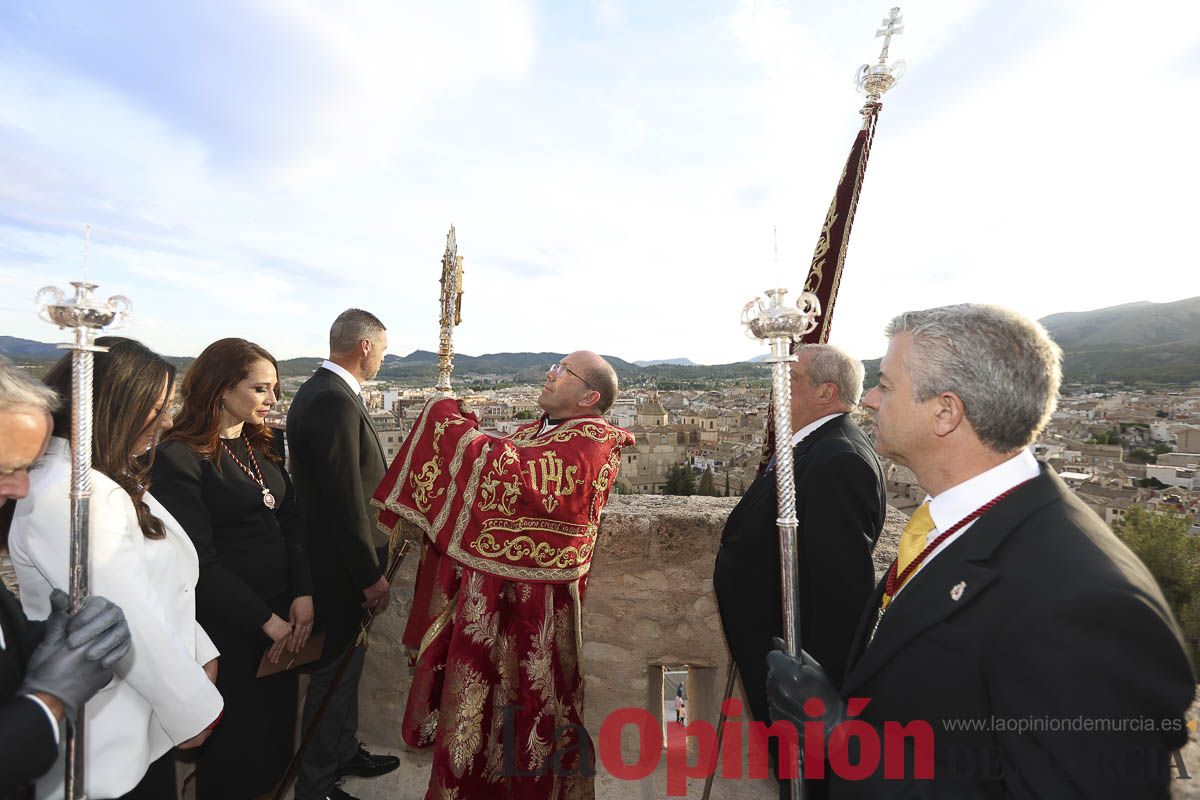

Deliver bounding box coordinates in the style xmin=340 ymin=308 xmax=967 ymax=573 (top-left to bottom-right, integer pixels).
xmin=256 ymin=630 xmax=327 ymax=677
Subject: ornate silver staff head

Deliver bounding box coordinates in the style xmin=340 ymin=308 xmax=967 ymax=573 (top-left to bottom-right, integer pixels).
xmin=37 ymin=281 xmax=131 ymax=348
xmin=856 ymin=6 xmax=906 ymax=103
xmin=741 ymin=288 xmax=822 ymax=356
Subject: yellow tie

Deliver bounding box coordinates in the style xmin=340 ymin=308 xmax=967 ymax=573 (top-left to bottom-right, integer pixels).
xmin=880 ymin=504 xmax=936 ymax=612
xmin=897 ymin=503 xmax=936 ymax=580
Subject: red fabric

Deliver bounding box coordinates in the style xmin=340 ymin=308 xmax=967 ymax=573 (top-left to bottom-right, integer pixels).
xmin=373 ymin=396 xmax=633 ymax=799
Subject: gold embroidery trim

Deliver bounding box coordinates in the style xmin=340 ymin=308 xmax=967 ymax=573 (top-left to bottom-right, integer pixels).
xmin=417 ymin=589 xmax=459 ymax=661
xmin=569 ymin=580 xmax=584 ymax=695
xmin=469 ymin=533 xmax=595 ymax=570
xmin=482 ymin=516 xmax=591 ymax=538
xmin=450 ymin=440 xmax=492 ymax=547
xmin=378 ymin=395 xmax=444 ymax=514
xmin=508 ymin=416 xmax=627 ymax=447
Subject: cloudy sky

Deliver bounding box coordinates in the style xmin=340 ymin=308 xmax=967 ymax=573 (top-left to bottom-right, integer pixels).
xmin=1 ymin=0 xmax=1196 ymax=365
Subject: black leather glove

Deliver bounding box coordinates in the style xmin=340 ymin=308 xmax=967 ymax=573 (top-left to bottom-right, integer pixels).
xmin=765 ymin=636 xmax=846 ymax=739
xmin=65 ymin=593 xmax=132 ymax=668
xmin=19 ymin=590 xmax=128 ymax=718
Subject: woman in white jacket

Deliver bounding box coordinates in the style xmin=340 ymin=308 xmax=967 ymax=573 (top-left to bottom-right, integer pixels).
xmin=9 ymin=338 xmax=224 ymax=799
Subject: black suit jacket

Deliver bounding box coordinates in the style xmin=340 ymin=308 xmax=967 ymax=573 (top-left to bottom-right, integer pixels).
xmin=0 ymin=584 xmax=57 ymax=798
xmin=828 ymin=467 xmax=1194 ymax=799
xmin=286 ymin=367 xmax=387 ymax=657
xmin=714 ymin=414 xmax=886 ymax=728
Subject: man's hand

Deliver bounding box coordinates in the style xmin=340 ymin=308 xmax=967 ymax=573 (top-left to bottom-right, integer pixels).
xmin=286 ymin=595 xmax=315 ymax=652
xmin=765 ymin=636 xmax=846 ymax=738
xmin=20 ymin=589 xmax=126 ymax=719
xmin=362 ymin=575 xmax=390 ymax=612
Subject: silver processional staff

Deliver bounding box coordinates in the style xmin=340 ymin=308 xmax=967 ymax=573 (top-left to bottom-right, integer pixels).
xmin=36 ymin=280 xmax=131 ymax=800
xmin=742 ymin=287 xmax=821 ymax=800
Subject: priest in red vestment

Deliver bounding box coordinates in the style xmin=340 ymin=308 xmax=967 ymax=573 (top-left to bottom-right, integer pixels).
xmin=373 ymin=351 xmax=634 ymax=800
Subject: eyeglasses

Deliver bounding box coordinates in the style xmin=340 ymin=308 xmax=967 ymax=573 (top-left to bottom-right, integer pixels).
xmin=549 ymin=361 xmax=596 ymax=391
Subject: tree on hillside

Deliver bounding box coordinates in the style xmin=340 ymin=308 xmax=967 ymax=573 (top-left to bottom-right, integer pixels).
xmin=724 ymin=472 xmax=731 ymax=497
xmin=696 ymin=466 xmax=720 ymax=496
xmin=1086 ymin=430 xmax=1121 ymax=446
xmin=1115 ymin=507 xmax=1200 ymax=664
xmin=1128 ymin=448 xmax=1155 ymax=464
xmin=664 ymin=464 xmax=696 ymax=496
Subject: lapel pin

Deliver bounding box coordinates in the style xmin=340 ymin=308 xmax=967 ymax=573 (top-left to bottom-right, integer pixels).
xmin=950 ymin=581 xmax=966 ymax=602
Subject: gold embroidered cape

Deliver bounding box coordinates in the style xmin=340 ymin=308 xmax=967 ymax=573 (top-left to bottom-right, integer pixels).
xmin=372 ymin=396 xmax=633 ymax=799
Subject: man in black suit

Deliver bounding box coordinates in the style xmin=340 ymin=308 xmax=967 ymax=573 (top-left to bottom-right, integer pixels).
xmin=0 ymin=360 xmax=130 ymax=798
xmin=767 ymin=304 xmax=1195 ymax=798
xmin=287 ymin=309 xmax=399 ymax=800
xmin=714 ymin=343 xmax=885 ymax=799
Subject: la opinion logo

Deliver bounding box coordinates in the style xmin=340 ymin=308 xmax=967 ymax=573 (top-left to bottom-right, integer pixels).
xmin=502 ymin=698 xmax=934 ymax=794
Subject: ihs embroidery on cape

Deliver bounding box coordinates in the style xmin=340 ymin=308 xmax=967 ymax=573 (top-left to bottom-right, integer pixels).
xmin=524 ymin=449 xmax=583 ymax=513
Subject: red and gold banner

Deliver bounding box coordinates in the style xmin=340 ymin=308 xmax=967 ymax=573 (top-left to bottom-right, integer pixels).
xmin=760 ymin=107 xmax=881 ymax=472
xmin=800 ymin=110 xmax=878 ymax=345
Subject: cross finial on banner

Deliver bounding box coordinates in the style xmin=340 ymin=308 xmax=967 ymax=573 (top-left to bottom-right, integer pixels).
xmin=875 ymin=7 xmax=903 ymax=63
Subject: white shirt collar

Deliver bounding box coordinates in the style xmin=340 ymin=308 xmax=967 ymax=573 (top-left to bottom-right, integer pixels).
xmin=321 ymin=360 xmax=362 ymax=396
xmin=788 ymin=412 xmax=845 ymax=450
xmin=925 ymin=448 xmax=1040 ymax=541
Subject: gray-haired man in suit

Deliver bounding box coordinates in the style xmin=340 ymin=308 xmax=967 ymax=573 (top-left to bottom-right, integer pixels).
xmin=768 ymin=305 xmax=1195 ymax=798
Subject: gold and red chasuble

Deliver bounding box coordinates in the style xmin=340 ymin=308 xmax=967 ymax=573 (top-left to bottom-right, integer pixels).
xmin=373 ymin=396 xmax=633 ymax=800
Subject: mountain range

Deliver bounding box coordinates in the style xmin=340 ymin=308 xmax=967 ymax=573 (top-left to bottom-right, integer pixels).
xmin=4 ymin=297 xmax=1198 ymax=384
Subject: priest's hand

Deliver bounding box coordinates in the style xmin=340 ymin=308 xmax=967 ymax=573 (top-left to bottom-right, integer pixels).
xmin=765 ymin=636 xmax=846 ymax=739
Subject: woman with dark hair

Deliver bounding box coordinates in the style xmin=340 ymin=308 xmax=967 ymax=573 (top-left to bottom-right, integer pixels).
xmin=8 ymin=337 xmax=224 ymax=799
xmin=151 ymin=337 xmax=313 ymax=800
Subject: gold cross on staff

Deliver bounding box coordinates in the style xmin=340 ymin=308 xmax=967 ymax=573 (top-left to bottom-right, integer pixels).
xmin=875 ymin=7 xmax=904 ymax=63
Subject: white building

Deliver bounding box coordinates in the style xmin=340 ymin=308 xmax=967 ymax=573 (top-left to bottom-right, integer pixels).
xmin=1146 ymin=464 xmax=1200 ymax=490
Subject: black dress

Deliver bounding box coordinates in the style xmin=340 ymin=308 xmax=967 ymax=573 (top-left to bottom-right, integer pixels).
xmin=151 ymin=433 xmax=312 ymax=800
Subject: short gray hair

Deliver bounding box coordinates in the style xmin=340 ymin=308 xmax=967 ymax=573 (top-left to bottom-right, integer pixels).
xmin=798 ymin=344 xmax=865 ymax=406
xmin=0 ymin=357 xmax=59 ymax=414
xmin=886 ymin=304 xmax=1062 ymax=453
xmin=329 ymin=308 xmax=386 ymax=356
